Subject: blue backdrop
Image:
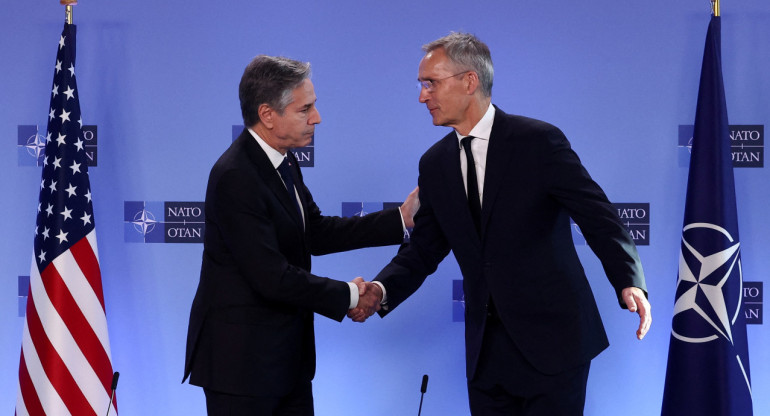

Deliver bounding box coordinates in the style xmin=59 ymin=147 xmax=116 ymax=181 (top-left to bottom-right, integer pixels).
xmin=2 ymin=1 xmax=768 ymax=414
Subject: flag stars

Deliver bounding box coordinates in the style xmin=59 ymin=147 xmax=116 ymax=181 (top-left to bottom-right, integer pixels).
xmin=78 ymin=118 xmax=83 ymax=128
xmin=68 ymin=64 xmax=75 ymax=77
xmin=45 ymin=203 xmax=54 ymax=217
xmin=55 ymin=60 xmax=62 ymax=73
xmin=59 ymin=35 xmax=66 ymax=50
xmin=59 ymin=109 xmax=71 ymax=124
xmin=65 ymin=183 xmax=77 ymax=197
xmin=74 ymin=138 xmax=84 ymax=152
xmin=60 ymin=206 xmax=73 ymax=221
xmin=45 ymin=132 xmax=52 ymax=144
xmin=42 ymin=227 xmax=50 ymax=240
xmin=49 ymin=107 xmax=56 ymax=121
xmin=56 ymin=229 xmax=69 ymax=244
xmin=84 ymin=189 xmax=92 ymax=203
xmin=49 ymin=180 xmax=57 ymax=194
xmin=40 ymin=179 xmax=46 ymax=190
xmin=69 ymin=161 xmax=81 ymax=175
xmin=52 ymin=83 xmax=59 ymax=98
xmin=56 ymin=133 xmax=67 ymax=147
xmin=38 ymin=250 xmax=47 ymax=263
xmin=63 ymin=86 xmax=75 ymax=100
xmin=80 ymin=212 xmax=92 ymax=226
xmin=53 ymin=156 xmax=62 ymax=170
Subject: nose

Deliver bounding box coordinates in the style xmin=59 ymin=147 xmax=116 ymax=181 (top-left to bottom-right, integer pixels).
xmin=418 ymin=86 xmax=430 ymax=103
xmin=309 ymin=106 xmax=321 ymax=125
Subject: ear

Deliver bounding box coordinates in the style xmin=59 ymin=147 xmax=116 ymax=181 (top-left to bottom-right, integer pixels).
xmin=465 ymin=71 xmax=480 ymax=95
xmin=258 ymin=103 xmax=274 ymax=129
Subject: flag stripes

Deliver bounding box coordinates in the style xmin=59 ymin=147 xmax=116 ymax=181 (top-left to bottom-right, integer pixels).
xmin=16 ymin=22 xmax=117 ymax=416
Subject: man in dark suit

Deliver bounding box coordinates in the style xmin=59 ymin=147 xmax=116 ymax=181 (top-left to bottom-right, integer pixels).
xmin=353 ymin=33 xmax=651 ymax=415
xmin=183 ymin=55 xmax=417 ymax=415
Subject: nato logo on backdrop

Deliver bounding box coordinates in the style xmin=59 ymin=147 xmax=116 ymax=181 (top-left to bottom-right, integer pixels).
xmin=341 ymin=202 xmax=410 ymax=241
xmin=124 ymin=201 xmax=204 ymax=243
xmin=572 ymin=203 xmax=650 ymax=246
xmin=744 ymin=281 xmax=763 ymax=325
xmin=17 ymin=124 xmax=98 ymax=167
xmin=341 ymin=202 xmax=403 ymax=217
xmin=678 ymin=124 xmax=764 ymax=168
xmin=18 ymin=276 xmax=30 ymax=317
xmin=453 ymin=280 xmax=465 ymax=322
xmin=232 ymin=125 xmax=314 ymax=167
xmin=451 ymin=279 xmax=762 ymax=325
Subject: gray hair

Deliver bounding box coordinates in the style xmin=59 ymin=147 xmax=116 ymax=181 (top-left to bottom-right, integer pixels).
xmin=239 ymin=55 xmax=311 ymax=127
xmin=423 ymin=32 xmax=493 ymax=97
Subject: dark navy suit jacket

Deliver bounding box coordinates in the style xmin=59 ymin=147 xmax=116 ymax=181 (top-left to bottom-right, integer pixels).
xmin=183 ymin=130 xmax=403 ymax=396
xmin=375 ymin=107 xmax=647 ymax=378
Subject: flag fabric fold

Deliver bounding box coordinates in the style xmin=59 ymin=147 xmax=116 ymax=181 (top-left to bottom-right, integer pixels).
xmin=16 ymin=23 xmax=118 ymax=416
xmin=661 ymin=15 xmax=753 ymax=416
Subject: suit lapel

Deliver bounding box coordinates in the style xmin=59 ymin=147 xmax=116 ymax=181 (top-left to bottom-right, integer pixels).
xmin=480 ymin=108 xmax=516 ymax=235
xmin=439 ymin=134 xmax=482 ymax=246
xmin=239 ymin=130 xmax=305 ymax=229
xmin=285 ymin=151 xmax=308 ymax=227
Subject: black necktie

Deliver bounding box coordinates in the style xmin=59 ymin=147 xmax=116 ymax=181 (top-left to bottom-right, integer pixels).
xmin=461 ymin=136 xmax=481 ymax=235
xmin=277 ymin=157 xmax=303 ymax=221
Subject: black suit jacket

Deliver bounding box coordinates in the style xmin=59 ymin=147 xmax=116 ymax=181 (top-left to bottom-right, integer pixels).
xmin=183 ymin=130 xmax=403 ymax=396
xmin=375 ymin=107 xmax=646 ymax=378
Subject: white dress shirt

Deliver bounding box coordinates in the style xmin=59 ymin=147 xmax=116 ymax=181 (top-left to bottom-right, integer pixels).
xmin=457 ymin=103 xmax=496 ymax=206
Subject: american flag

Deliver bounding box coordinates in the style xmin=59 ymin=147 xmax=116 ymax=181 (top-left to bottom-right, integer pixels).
xmin=16 ymin=23 xmax=118 ymax=416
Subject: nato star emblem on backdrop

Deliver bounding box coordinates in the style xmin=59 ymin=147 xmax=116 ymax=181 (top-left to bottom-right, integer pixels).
xmin=232 ymin=125 xmax=314 ymax=167
xmin=124 ymin=201 xmax=204 ymax=243
xmin=17 ymin=124 xmax=98 ymax=166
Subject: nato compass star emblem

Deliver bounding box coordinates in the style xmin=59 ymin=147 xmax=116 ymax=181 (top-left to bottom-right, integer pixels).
xmin=673 ymin=222 xmax=743 ymax=344
xmin=131 ymin=208 xmax=158 ymax=236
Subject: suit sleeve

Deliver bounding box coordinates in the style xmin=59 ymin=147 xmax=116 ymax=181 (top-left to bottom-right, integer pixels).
xmin=301 ymin=187 xmax=405 ymax=256
xmin=373 ymin=162 xmax=452 ymax=315
xmin=543 ymin=127 xmax=647 ymax=306
xmin=211 ymin=168 xmax=350 ymax=321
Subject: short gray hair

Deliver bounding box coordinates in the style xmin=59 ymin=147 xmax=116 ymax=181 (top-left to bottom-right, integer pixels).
xmin=239 ymin=55 xmax=311 ymax=127
xmin=423 ymin=32 xmax=493 ymax=97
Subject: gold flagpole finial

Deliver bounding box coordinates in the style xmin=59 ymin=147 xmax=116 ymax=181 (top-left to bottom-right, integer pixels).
xmin=712 ymin=0 xmax=720 ymax=17
xmin=61 ymin=0 xmax=77 ymax=24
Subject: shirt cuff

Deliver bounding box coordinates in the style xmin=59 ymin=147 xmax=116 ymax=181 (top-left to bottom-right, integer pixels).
xmin=372 ymin=281 xmax=388 ymax=306
xmin=398 ymin=207 xmax=411 ymax=241
xmin=347 ymin=282 xmax=359 ymax=309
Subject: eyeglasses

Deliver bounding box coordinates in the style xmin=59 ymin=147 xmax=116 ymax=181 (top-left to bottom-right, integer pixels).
xmin=417 ymin=71 xmax=470 ymax=91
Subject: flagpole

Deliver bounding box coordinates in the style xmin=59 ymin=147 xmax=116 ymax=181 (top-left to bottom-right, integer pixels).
xmin=712 ymin=0 xmax=720 ymax=17
xmin=61 ymin=0 xmax=77 ymax=24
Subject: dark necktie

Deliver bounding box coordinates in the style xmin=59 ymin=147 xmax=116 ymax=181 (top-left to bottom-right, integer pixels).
xmin=461 ymin=136 xmax=481 ymax=235
xmin=277 ymin=157 xmax=303 ymax=221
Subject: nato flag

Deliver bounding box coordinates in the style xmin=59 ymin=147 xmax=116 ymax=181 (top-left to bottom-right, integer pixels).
xmin=661 ymin=16 xmax=753 ymax=416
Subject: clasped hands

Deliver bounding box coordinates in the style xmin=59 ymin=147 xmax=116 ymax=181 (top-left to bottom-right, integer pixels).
xmin=348 ymin=277 xmax=382 ymax=323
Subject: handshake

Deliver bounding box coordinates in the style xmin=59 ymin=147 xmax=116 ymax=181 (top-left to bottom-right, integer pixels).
xmin=348 ymin=277 xmax=382 ymax=323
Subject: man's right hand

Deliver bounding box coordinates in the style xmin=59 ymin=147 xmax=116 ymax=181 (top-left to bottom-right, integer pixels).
xmin=348 ymin=278 xmax=382 ymax=323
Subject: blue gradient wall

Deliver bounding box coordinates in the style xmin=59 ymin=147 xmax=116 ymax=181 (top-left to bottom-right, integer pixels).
xmin=2 ymin=1 xmax=768 ymax=414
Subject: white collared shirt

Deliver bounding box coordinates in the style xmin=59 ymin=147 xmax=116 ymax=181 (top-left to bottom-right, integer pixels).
xmin=456 ymin=103 xmax=495 ymax=207
xmin=248 ymin=128 xmax=365 ymax=309
xmin=247 ymin=128 xmax=306 ymax=223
